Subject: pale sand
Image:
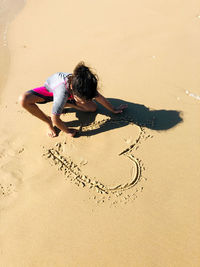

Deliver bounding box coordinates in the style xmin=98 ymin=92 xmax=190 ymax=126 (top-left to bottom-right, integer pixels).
xmin=0 ymin=0 xmax=200 ymax=266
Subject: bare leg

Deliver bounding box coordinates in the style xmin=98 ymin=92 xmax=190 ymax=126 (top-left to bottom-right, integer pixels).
xmin=19 ymin=92 xmax=56 ymax=137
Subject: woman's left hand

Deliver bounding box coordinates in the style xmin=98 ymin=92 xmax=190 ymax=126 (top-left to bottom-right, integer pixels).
xmin=113 ymin=104 xmax=128 ymax=114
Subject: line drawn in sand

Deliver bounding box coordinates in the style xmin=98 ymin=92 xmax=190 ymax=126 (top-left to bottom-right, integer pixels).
xmin=43 ymin=116 xmax=153 ymax=206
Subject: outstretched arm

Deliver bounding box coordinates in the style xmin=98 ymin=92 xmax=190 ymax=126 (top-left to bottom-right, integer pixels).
xmin=95 ymin=92 xmax=127 ymax=113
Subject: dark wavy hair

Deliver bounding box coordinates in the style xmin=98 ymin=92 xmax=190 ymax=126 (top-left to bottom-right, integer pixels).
xmin=71 ymin=62 xmax=98 ymax=100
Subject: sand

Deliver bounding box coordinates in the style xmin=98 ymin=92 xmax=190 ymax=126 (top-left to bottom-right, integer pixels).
xmin=0 ymin=0 xmax=200 ymax=266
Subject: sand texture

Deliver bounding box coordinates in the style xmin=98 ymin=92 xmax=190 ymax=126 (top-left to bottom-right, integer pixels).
xmin=0 ymin=0 xmax=200 ymax=266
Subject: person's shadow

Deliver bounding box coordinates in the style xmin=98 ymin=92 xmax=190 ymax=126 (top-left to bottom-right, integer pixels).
xmin=61 ymin=98 xmax=183 ymax=137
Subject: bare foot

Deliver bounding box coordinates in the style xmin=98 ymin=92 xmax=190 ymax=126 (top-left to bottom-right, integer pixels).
xmin=47 ymin=117 xmax=57 ymax=138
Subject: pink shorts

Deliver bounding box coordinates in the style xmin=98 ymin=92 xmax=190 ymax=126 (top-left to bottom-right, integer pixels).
xmin=28 ymin=86 xmax=53 ymax=103
xmin=28 ymin=86 xmax=74 ymax=104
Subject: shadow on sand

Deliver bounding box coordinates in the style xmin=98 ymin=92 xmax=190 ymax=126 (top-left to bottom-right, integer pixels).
xmin=61 ymin=98 xmax=183 ymax=137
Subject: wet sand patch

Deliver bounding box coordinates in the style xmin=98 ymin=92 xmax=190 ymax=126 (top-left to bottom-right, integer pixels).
xmin=0 ymin=0 xmax=25 ymax=92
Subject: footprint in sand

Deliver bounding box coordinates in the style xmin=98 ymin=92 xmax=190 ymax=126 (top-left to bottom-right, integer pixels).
xmin=0 ymin=137 xmax=24 ymax=208
xmin=0 ymin=170 xmax=22 ymax=209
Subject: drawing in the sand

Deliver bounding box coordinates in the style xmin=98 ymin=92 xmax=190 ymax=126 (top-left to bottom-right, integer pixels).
xmin=43 ymin=116 xmax=147 ymax=205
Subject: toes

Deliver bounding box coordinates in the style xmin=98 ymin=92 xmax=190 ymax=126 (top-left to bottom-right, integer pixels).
xmin=47 ymin=130 xmax=56 ymax=138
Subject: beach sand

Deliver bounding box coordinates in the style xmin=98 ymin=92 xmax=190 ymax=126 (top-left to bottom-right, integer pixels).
xmin=0 ymin=0 xmax=200 ymax=266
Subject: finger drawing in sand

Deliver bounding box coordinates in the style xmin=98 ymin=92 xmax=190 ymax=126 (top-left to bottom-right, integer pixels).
xmin=19 ymin=62 xmax=127 ymax=137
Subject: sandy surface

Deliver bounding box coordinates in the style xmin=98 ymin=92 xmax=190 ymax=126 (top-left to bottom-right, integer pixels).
xmin=0 ymin=0 xmax=200 ymax=266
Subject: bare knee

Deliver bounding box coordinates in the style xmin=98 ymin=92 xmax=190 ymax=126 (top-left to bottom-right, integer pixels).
xmin=18 ymin=93 xmax=33 ymax=108
xmin=18 ymin=93 xmax=27 ymax=108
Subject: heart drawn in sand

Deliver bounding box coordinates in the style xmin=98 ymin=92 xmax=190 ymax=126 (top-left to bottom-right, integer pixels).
xmin=43 ymin=115 xmax=151 ymax=201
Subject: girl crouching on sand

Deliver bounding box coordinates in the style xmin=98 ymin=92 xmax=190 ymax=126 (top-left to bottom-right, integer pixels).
xmin=19 ymin=62 xmax=127 ymax=137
